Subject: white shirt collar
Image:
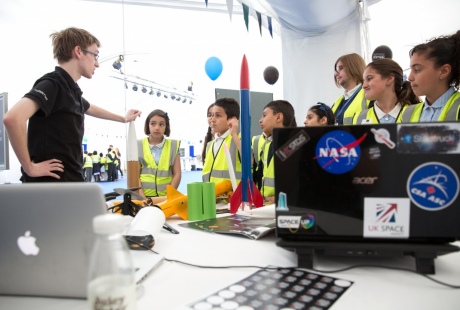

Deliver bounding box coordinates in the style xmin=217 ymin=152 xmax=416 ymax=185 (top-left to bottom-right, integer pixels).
xmin=374 ymin=102 xmax=402 ymax=120
xmin=261 ymin=132 xmax=273 ymax=141
xmin=149 ymin=137 xmax=165 ymax=148
xmin=214 ymin=129 xmax=230 ymax=140
xmin=344 ymin=83 xmax=362 ymax=100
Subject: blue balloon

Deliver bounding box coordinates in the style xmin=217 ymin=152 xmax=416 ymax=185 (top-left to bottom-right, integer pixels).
xmin=205 ymin=57 xmax=223 ymax=81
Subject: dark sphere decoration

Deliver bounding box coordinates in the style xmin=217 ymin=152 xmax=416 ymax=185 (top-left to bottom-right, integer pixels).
xmin=263 ymin=66 xmax=279 ymax=85
xmin=372 ymin=45 xmax=393 ymax=61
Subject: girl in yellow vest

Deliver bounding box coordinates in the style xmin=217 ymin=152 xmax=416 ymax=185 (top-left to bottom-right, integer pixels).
xmin=202 ymin=98 xmax=242 ymax=184
xmin=401 ymin=30 xmax=460 ymax=122
xmin=138 ymin=109 xmax=181 ymax=197
xmin=353 ymin=59 xmax=420 ymax=124
xmin=304 ymin=102 xmax=336 ymax=126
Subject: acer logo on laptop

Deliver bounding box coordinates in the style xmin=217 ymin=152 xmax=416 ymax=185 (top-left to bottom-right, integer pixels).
xmin=17 ymin=231 xmax=40 ymax=256
xmin=353 ymin=177 xmax=378 ymax=184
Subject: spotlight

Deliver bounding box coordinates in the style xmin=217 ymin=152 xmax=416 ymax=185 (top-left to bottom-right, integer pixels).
xmin=149 ymin=89 xmax=154 ymax=95
xmin=112 ymin=55 xmax=124 ymax=70
xmin=189 ymin=100 xmax=192 ymax=104
xmin=182 ymin=98 xmax=187 ymax=103
xmin=188 ymin=81 xmax=193 ymax=91
xmin=132 ymin=84 xmax=138 ymax=91
xmin=164 ymin=94 xmax=168 ymax=98
xmin=142 ymin=87 xmax=147 ymax=93
xmin=156 ymin=91 xmax=161 ymax=97
xmin=125 ymin=82 xmax=128 ymax=89
xmin=171 ymin=94 xmax=176 ymax=100
xmin=176 ymin=96 xmax=181 ymax=101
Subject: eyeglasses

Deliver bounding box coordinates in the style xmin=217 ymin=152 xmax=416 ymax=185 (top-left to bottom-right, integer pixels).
xmin=82 ymin=48 xmax=99 ymax=61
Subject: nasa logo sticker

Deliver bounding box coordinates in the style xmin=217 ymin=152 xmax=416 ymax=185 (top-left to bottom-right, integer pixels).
xmin=407 ymin=162 xmax=459 ymax=211
xmin=315 ymin=130 xmax=363 ymax=174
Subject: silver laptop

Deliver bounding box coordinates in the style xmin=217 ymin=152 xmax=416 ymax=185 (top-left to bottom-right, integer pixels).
xmin=0 ymin=182 xmax=163 ymax=299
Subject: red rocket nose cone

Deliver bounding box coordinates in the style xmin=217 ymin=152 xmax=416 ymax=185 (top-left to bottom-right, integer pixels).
xmin=240 ymin=54 xmax=250 ymax=90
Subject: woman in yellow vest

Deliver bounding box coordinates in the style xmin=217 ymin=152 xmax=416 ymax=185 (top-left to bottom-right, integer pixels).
xmin=353 ymin=59 xmax=420 ymax=125
xmin=401 ymin=30 xmax=460 ymax=122
xmin=138 ymin=109 xmax=181 ymax=197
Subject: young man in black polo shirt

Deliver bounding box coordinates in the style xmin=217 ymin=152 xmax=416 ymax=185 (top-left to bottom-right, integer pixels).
xmin=3 ymin=27 xmax=142 ymax=182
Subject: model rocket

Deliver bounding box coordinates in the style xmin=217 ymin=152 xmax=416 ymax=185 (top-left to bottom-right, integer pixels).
xmin=229 ymin=55 xmax=264 ymax=213
xmin=127 ymin=121 xmax=140 ymax=192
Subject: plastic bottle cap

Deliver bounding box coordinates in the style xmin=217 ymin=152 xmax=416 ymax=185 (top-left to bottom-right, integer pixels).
xmin=93 ymin=213 xmax=130 ymax=235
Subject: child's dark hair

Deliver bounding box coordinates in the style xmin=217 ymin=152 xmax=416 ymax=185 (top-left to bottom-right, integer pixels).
xmin=264 ymin=100 xmax=297 ymax=126
xmin=201 ymin=126 xmax=213 ymax=163
xmin=214 ymin=97 xmax=240 ymax=120
xmin=201 ymin=103 xmax=214 ymax=163
xmin=144 ymin=109 xmax=171 ymax=137
xmin=309 ymin=102 xmax=336 ymax=125
xmin=409 ymin=30 xmax=460 ymax=90
xmin=366 ymin=59 xmax=420 ymax=106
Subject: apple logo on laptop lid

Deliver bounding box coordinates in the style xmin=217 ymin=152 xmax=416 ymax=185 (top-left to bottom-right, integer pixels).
xmin=17 ymin=231 xmax=40 ymax=256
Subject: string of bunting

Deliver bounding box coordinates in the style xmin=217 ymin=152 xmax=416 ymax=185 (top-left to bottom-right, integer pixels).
xmin=205 ymin=0 xmax=274 ymax=38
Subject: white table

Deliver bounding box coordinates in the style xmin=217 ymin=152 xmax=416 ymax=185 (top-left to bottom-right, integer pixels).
xmin=1 ymin=205 xmax=460 ymax=310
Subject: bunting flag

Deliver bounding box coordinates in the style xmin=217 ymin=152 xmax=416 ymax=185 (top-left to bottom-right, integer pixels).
xmin=242 ymin=3 xmax=249 ymax=31
xmin=226 ymin=0 xmax=233 ymax=21
xmin=256 ymin=11 xmax=262 ymax=36
xmin=267 ymin=16 xmax=273 ymax=38
xmin=205 ymin=0 xmax=274 ymax=38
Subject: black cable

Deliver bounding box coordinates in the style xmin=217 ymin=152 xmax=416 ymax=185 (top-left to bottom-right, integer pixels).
xmin=125 ymin=237 xmax=460 ymax=289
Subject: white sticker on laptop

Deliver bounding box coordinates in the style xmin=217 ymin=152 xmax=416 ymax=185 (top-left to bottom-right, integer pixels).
xmin=363 ymin=198 xmax=410 ymax=239
xmin=277 ymin=216 xmax=301 ymax=230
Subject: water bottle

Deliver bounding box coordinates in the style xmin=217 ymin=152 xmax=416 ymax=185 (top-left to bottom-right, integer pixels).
xmin=87 ymin=213 xmax=136 ymax=310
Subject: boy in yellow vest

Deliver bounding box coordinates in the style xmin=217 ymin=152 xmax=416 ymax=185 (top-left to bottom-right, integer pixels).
xmin=252 ymin=100 xmax=296 ymax=203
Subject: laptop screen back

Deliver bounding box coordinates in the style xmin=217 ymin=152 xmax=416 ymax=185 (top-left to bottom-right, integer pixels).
xmin=273 ymin=123 xmax=460 ymax=243
xmin=0 ymin=182 xmax=106 ymax=298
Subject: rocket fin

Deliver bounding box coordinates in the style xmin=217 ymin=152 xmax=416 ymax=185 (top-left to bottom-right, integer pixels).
xmin=251 ymin=181 xmax=264 ymax=208
xmin=157 ymin=185 xmax=189 ymax=220
xmin=229 ymin=181 xmax=243 ymax=214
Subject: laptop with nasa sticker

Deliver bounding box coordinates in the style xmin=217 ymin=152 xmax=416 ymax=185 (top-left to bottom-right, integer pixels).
xmin=272 ymin=123 xmax=460 ymax=272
